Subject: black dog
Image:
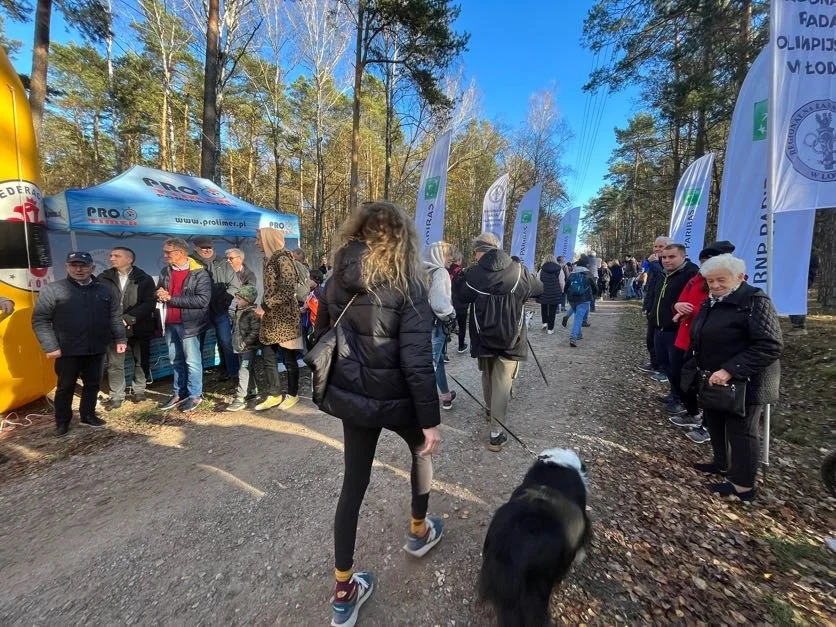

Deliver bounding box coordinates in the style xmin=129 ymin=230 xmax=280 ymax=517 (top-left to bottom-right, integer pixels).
xmin=479 ymin=448 xmax=591 ymax=627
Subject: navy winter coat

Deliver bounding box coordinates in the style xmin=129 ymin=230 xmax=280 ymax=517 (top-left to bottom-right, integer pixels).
xmin=32 ymin=276 xmax=126 ymax=355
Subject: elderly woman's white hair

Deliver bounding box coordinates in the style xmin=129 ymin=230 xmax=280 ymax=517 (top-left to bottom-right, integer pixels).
xmin=699 ymin=253 xmax=746 ymax=278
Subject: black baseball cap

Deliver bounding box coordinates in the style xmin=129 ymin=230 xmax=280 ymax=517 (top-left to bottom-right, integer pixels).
xmin=698 ymin=240 xmax=735 ymax=259
xmin=66 ymin=251 xmax=94 ymax=265
xmin=194 ymin=236 xmax=214 ymax=248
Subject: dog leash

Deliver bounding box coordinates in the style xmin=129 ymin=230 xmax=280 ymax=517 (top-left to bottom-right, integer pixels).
xmin=447 ymin=372 xmax=539 ymax=459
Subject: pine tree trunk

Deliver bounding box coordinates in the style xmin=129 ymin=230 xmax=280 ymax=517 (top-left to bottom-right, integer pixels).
xmin=816 ymin=208 xmax=836 ymax=308
xmin=348 ymin=0 xmax=365 ymax=212
xmin=383 ymin=59 xmax=394 ymax=200
xmin=200 ymin=0 xmax=220 ymax=181
xmin=106 ymin=0 xmax=121 ymax=172
xmin=29 ymin=0 xmax=52 ymax=141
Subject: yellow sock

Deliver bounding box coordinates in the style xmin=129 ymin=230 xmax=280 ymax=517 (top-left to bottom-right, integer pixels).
xmin=411 ymin=517 xmax=427 ymax=536
xmin=335 ymin=568 xmax=352 ymax=583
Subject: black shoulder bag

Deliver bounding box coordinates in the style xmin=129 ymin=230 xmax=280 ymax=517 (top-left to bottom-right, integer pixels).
xmin=303 ymin=294 xmax=358 ymax=406
xmin=696 ymin=369 xmax=747 ymax=418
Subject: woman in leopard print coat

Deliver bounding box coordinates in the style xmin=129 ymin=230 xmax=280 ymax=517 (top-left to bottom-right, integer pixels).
xmin=254 ymin=227 xmax=304 ymax=410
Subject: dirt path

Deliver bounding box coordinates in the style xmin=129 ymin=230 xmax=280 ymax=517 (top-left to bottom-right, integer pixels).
xmin=0 ymin=300 xmax=832 ymax=626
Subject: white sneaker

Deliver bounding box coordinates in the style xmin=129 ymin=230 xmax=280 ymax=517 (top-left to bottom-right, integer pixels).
xmin=541 ymin=323 xmax=548 ymax=330
xmin=547 ymin=329 xmax=554 ymax=335
xmin=297 ymin=358 xmax=307 ymax=368
xmin=277 ymin=363 xmax=287 ymax=373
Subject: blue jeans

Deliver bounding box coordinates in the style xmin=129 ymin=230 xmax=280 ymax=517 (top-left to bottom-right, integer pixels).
xmin=654 ymin=328 xmax=679 ymax=401
xmin=165 ymin=323 xmax=203 ymax=399
xmin=212 ymin=311 xmax=239 ymax=376
xmin=569 ymin=301 xmax=590 ymax=341
xmin=431 ymin=324 xmax=449 ymax=394
xmin=624 ymin=279 xmax=635 ymax=299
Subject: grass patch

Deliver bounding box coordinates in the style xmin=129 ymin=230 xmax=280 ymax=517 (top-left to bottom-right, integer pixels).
xmin=129 ymin=407 xmax=165 ymax=424
xmin=766 ymin=535 xmax=829 ymax=571
xmin=764 ymin=593 xmax=809 ymax=627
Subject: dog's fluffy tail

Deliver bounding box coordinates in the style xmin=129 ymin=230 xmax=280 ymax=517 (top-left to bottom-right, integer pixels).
xmin=478 ymin=510 xmax=574 ymax=627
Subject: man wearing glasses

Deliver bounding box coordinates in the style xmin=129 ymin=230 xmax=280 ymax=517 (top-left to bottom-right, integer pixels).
xmin=224 ymin=248 xmax=256 ymax=290
xmin=190 ymin=236 xmax=241 ymax=381
xmin=156 ymin=238 xmax=211 ymax=412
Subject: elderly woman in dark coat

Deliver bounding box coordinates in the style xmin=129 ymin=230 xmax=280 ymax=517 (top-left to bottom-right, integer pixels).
xmin=536 ymin=255 xmax=565 ymax=334
xmin=689 ymin=254 xmax=782 ymax=502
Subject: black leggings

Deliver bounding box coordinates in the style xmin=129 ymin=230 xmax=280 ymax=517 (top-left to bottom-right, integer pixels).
xmin=455 ymin=307 xmax=468 ymax=350
xmin=540 ymin=303 xmax=558 ymax=330
xmin=334 ymin=421 xmax=432 ymax=571
xmin=261 ymin=344 xmax=299 ymax=396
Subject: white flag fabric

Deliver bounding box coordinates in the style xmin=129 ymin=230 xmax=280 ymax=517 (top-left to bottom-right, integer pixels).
xmin=670 ymin=152 xmax=714 ymax=258
xmin=509 ymin=184 xmax=542 ymax=271
xmin=481 ymin=173 xmax=510 ymax=246
xmin=769 ymin=2 xmax=836 ymax=213
xmin=415 ymin=129 xmax=452 ymax=248
xmin=719 ymin=49 xmax=815 ymax=316
xmin=553 ymin=206 xmax=581 ymax=261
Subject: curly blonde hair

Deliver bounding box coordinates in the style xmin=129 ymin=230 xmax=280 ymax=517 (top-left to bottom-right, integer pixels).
xmin=337 ymin=201 xmax=427 ymax=297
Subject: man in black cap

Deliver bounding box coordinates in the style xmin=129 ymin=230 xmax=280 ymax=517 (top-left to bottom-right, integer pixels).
xmin=32 ymin=252 xmax=127 ymax=436
xmin=458 ymin=232 xmax=543 ymax=452
xmin=190 ymin=235 xmax=241 ymax=379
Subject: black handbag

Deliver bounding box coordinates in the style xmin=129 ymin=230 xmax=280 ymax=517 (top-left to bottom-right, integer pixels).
xmin=697 ymin=370 xmax=747 ymax=418
xmin=303 ymin=294 xmax=358 ymax=406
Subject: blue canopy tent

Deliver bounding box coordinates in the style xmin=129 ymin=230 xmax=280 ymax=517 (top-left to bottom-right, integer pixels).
xmin=44 ymin=166 xmax=301 ymax=380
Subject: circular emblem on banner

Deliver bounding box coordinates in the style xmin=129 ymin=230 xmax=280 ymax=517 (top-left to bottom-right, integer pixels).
xmin=0 ymin=267 xmax=53 ymax=291
xmin=488 ymin=185 xmax=505 ymax=203
xmin=786 ymin=99 xmax=836 ymax=182
xmin=123 ymin=208 xmax=137 ymax=220
xmin=203 ymin=186 xmax=225 ymax=198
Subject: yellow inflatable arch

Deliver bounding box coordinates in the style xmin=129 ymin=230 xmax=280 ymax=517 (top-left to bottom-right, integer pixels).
xmin=0 ymin=49 xmax=56 ymax=412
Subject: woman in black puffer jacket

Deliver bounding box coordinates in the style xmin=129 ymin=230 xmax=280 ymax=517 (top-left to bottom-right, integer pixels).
xmin=688 ymin=254 xmax=782 ymax=502
xmin=537 ymin=255 xmax=565 ymax=333
xmin=314 ymin=201 xmax=443 ymax=626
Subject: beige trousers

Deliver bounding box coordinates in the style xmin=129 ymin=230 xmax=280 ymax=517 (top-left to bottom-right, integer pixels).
xmin=478 ymin=356 xmax=519 ymax=435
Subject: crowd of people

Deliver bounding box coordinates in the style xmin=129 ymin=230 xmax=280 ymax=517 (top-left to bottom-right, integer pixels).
xmin=17 ymin=199 xmax=786 ymax=625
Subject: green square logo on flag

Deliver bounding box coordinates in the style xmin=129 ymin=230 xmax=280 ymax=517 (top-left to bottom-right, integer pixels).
xmin=520 ymin=211 xmax=533 ymax=224
xmin=424 ymin=177 xmax=440 ymax=200
xmin=753 ymin=100 xmax=767 ymax=141
xmin=683 ymin=188 xmax=701 ymax=208
xmin=562 ymin=225 xmax=573 ymax=234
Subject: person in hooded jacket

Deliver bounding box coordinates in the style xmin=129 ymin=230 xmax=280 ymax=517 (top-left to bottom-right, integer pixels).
xmin=314 ymin=201 xmax=442 ymax=627
xmin=458 ymin=233 xmax=543 ymax=452
xmin=536 ymin=255 xmax=564 ymax=334
xmin=424 ymin=241 xmax=457 ymax=409
xmin=98 ymin=246 xmax=156 ymax=408
xmin=253 ymin=228 xmax=304 ymax=412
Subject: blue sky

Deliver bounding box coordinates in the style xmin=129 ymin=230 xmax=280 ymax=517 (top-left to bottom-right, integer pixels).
xmin=455 ymin=0 xmax=639 ymax=209
xmin=4 ymin=0 xmax=639 ymax=209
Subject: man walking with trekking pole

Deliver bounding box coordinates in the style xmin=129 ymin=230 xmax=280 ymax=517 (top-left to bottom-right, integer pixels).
xmin=457 ymin=233 xmax=543 ymax=452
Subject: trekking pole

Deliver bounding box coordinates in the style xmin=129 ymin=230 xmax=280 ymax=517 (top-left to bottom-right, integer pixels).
xmin=526 ymin=338 xmax=549 ymax=387
xmin=447 ymin=372 xmax=539 ymax=459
